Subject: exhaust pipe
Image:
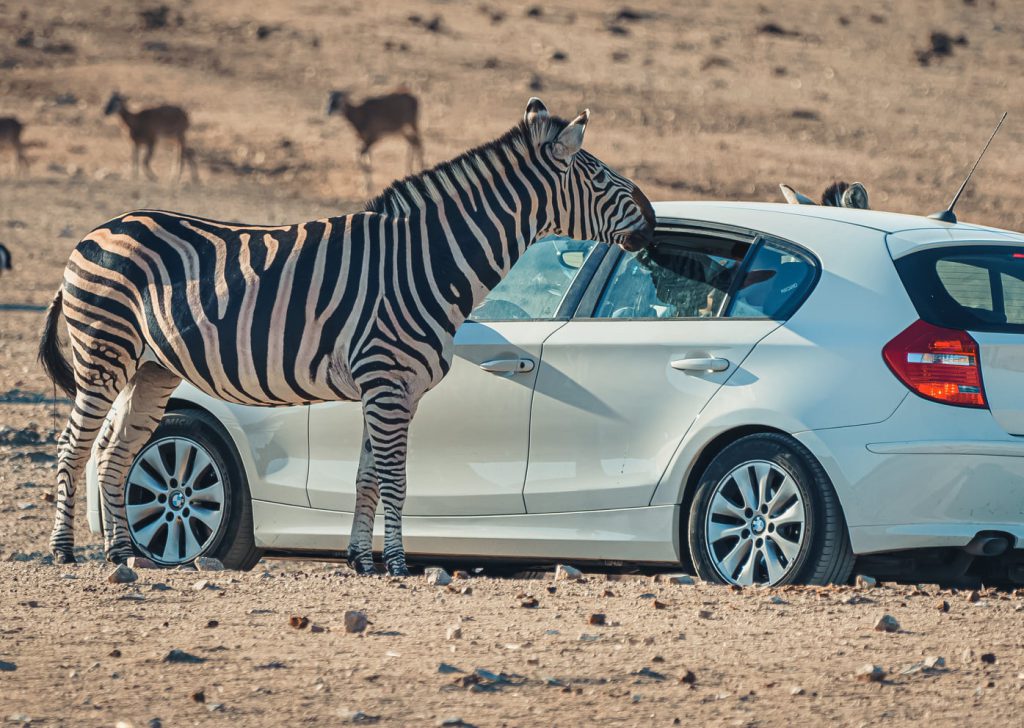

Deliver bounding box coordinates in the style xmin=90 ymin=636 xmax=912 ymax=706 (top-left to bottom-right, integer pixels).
xmin=964 ymin=533 xmax=1011 ymax=557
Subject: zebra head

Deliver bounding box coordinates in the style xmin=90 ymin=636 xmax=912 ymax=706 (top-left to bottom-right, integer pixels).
xmin=779 ymin=181 xmax=870 ymax=209
xmin=524 ymin=98 xmax=655 ymax=252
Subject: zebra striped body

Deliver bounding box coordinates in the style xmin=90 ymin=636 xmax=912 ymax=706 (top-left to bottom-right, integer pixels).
xmin=39 ymin=98 xmax=655 ymax=574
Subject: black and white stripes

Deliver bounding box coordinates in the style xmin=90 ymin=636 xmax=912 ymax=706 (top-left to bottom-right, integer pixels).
xmin=39 ymin=97 xmax=655 ymax=573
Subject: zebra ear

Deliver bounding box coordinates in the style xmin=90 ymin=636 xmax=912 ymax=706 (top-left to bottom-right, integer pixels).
xmin=524 ymin=97 xmax=549 ymax=127
xmin=779 ymin=184 xmax=816 ymax=205
xmin=842 ymin=182 xmax=869 ymax=209
xmin=553 ymin=109 xmax=589 ymax=160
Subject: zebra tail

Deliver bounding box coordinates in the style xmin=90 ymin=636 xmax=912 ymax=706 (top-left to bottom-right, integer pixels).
xmin=38 ymin=288 xmax=76 ymax=399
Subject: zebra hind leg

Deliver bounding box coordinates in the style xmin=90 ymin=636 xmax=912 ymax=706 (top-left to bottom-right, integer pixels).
xmin=362 ymin=388 xmax=414 ymax=577
xmin=50 ymin=384 xmax=121 ymax=564
xmin=346 ymin=422 xmax=380 ymax=575
xmin=95 ymin=363 xmax=181 ymax=564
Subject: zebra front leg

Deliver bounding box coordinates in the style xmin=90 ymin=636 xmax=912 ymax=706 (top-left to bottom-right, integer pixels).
xmin=96 ymin=363 xmax=180 ymax=563
xmin=362 ymin=389 xmax=414 ymax=577
xmin=346 ymin=423 xmax=380 ymax=575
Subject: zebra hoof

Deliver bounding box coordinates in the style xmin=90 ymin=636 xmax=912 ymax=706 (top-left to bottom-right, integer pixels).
xmin=52 ymin=549 xmax=77 ymax=565
xmin=346 ymin=546 xmax=377 ymax=576
xmin=105 ymin=549 xmax=133 ymax=565
xmin=385 ymin=561 xmax=411 ymax=577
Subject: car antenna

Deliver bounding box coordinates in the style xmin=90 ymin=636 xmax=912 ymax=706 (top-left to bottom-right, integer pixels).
xmin=929 ymin=111 xmax=1008 ymax=224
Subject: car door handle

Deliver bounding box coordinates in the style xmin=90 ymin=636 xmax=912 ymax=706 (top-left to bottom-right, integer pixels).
xmin=480 ymin=358 xmax=535 ymax=374
xmin=671 ymin=357 xmax=730 ymax=373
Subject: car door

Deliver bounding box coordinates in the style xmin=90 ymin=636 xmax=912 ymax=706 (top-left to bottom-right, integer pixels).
xmin=523 ymin=226 xmax=812 ymax=513
xmin=306 ymin=237 xmax=603 ymax=516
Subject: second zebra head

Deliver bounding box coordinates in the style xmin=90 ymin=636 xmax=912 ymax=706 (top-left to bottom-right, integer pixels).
xmin=524 ymin=98 xmax=655 ymax=252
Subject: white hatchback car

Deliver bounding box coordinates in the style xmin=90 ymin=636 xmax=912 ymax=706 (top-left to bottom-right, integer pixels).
xmin=87 ymin=202 xmax=1024 ymax=586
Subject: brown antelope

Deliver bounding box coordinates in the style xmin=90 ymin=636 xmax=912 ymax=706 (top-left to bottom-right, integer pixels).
xmin=326 ymin=88 xmax=424 ymax=194
xmin=104 ymin=92 xmax=198 ymax=183
xmin=0 ymin=117 xmax=29 ymax=174
xmin=779 ymin=181 xmax=869 ymax=209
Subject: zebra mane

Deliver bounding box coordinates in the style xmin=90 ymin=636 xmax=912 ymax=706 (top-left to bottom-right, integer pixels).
xmin=364 ymin=116 xmax=571 ymax=216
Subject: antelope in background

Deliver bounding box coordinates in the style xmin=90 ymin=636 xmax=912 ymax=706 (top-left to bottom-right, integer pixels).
xmin=104 ymin=92 xmax=198 ymax=183
xmin=326 ymin=88 xmax=424 ymax=195
xmin=780 ymin=181 xmax=870 ymax=209
xmin=0 ymin=243 xmax=11 ymax=277
xmin=0 ymin=117 xmax=29 ymax=174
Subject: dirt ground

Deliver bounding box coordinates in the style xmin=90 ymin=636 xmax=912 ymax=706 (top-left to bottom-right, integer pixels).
xmin=3 ymin=0 xmax=1024 ymax=725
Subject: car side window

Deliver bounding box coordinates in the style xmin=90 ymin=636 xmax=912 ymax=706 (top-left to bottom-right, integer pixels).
xmin=727 ymin=241 xmax=816 ymax=320
xmin=593 ymin=236 xmax=747 ymax=319
xmin=470 ymin=237 xmax=598 ymax=321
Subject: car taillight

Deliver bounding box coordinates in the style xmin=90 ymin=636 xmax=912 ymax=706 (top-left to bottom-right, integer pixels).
xmin=882 ymin=319 xmax=986 ymax=408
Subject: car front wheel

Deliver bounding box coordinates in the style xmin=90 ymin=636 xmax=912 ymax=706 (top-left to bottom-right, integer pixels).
xmin=123 ymin=410 xmax=261 ymax=570
xmin=687 ymin=433 xmax=854 ymax=586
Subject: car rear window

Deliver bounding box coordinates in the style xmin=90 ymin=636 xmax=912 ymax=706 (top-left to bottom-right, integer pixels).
xmin=894 ymin=245 xmax=1024 ymax=333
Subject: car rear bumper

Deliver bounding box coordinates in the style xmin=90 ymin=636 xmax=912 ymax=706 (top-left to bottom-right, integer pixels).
xmin=797 ymin=395 xmax=1024 ymax=555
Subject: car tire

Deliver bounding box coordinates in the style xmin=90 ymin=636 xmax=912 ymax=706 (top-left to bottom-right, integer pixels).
xmin=687 ymin=433 xmax=854 ymax=586
xmin=122 ymin=409 xmax=262 ymax=571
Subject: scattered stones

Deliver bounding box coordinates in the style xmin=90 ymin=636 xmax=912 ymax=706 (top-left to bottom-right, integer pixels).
xmin=150 ymin=583 xmax=172 ymax=592
xmin=855 ymin=574 xmax=877 ymax=588
xmin=446 ymin=625 xmax=462 ymax=640
xmin=438 ymin=719 xmax=476 ymax=728
xmin=962 ymin=648 xmax=976 ymax=664
xmin=206 ymin=620 xmax=219 ymax=629
xmin=192 ymin=580 xmax=217 ymax=592
xmin=290 ymin=615 xmax=310 ymax=630
xmin=109 ymin=648 xmax=122 ymax=657
xmin=654 ymin=573 xmax=695 ymax=585
xmin=631 ymin=666 xmax=666 ymax=681
xmin=425 ymin=567 xmax=452 ymax=586
xmin=163 ymin=649 xmax=205 ymax=664
xmin=966 ymin=590 xmax=981 ymax=603
xmin=937 ymin=599 xmax=950 ymax=613
xmin=107 ymin=565 xmax=138 ymax=584
xmin=0 ymin=661 xmax=15 ymax=672
xmin=588 ymin=613 xmax=606 ymax=626
xmin=855 ymin=664 xmax=885 ymax=683
xmin=696 ymin=609 xmax=712 ymax=619
xmin=757 ymin=22 xmax=800 ymax=37
xmin=546 ymin=585 xmax=556 ymax=594
xmin=343 ymin=610 xmax=368 ymax=633
xmin=652 ymin=600 xmax=668 ymax=610
xmin=923 ymin=656 xmax=945 ymax=669
xmin=310 ymin=624 xmax=326 ymax=634
xmin=191 ymin=689 xmax=206 ymax=703
xmin=340 ymin=708 xmax=380 ymax=724
xmin=769 ymin=596 xmax=787 ymax=605
xmin=981 ymin=652 xmax=997 ymax=665
xmin=578 ymin=633 xmax=599 ymax=642
xmin=554 ymin=564 xmax=583 ymax=581
xmin=790 ymin=686 xmax=805 ymax=695
xmin=679 ymin=669 xmax=697 ymax=685
xmin=873 ymin=614 xmax=900 ymax=633
xmin=127 ymin=556 xmax=158 ymax=569
xmin=520 ymin=596 xmax=539 ymax=609
xmin=194 ymin=557 xmax=225 ymax=572
xmin=437 ymin=662 xmax=463 ymax=674
xmin=451 ymin=570 xmax=470 ymax=580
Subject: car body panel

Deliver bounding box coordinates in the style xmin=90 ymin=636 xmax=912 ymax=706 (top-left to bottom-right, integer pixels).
xmin=971 ymin=332 xmax=1024 ymax=436
xmin=252 ymin=499 xmax=679 ymax=562
xmin=306 ymin=320 xmax=564 ymax=516
xmin=886 ymin=226 xmax=1024 ymax=259
xmin=525 ymin=318 xmax=778 ymax=512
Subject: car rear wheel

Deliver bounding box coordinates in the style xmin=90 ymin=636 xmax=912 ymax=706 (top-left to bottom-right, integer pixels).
xmin=124 ymin=410 xmax=261 ymax=570
xmin=687 ymin=433 xmax=854 ymax=586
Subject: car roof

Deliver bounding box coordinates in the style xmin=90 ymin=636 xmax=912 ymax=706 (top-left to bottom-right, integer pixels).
xmin=652 ymin=201 xmax=1024 ymax=255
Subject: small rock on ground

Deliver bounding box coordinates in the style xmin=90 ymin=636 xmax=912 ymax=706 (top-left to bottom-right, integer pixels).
xmin=344 ymin=610 xmax=368 ymax=633
xmin=855 ymin=574 xmax=877 ymax=588
xmin=194 ymin=557 xmax=225 ymax=571
xmin=126 ymin=556 xmax=158 ymax=569
xmin=856 ymin=664 xmax=885 ymax=682
xmin=653 ymin=573 xmax=694 ymax=585
xmin=425 ymin=567 xmax=452 ymax=586
xmin=446 ymin=625 xmax=462 ymax=640
xmin=163 ymin=649 xmax=205 ymax=664
xmin=554 ymin=564 xmax=583 ymax=581
xmin=873 ymin=614 xmax=900 ymax=633
xmin=107 ymin=565 xmax=137 ymax=584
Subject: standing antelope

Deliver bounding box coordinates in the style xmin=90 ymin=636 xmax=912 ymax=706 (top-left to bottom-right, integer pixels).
xmin=779 ymin=181 xmax=869 ymax=209
xmin=0 ymin=243 xmax=11 ymax=276
xmin=326 ymin=88 xmax=424 ymax=195
xmin=0 ymin=117 xmax=29 ymax=174
xmin=104 ymin=92 xmax=198 ymax=183
xmin=39 ymin=97 xmax=655 ymax=574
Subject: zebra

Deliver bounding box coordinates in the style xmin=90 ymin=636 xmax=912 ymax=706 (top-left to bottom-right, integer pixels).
xmin=779 ymin=181 xmax=869 ymax=209
xmin=0 ymin=243 xmax=11 ymax=275
xmin=38 ymin=97 xmax=656 ymax=575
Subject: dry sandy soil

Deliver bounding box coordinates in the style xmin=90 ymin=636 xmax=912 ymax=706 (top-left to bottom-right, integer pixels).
xmin=3 ymin=0 xmax=1024 ymax=724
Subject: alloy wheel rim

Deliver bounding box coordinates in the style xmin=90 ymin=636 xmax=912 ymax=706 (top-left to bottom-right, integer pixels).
xmin=125 ymin=436 xmax=225 ymax=564
xmin=704 ymin=459 xmax=806 ymax=586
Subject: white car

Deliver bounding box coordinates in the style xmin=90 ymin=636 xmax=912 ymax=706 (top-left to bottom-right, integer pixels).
xmin=86 ymin=201 xmax=1024 ymax=586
